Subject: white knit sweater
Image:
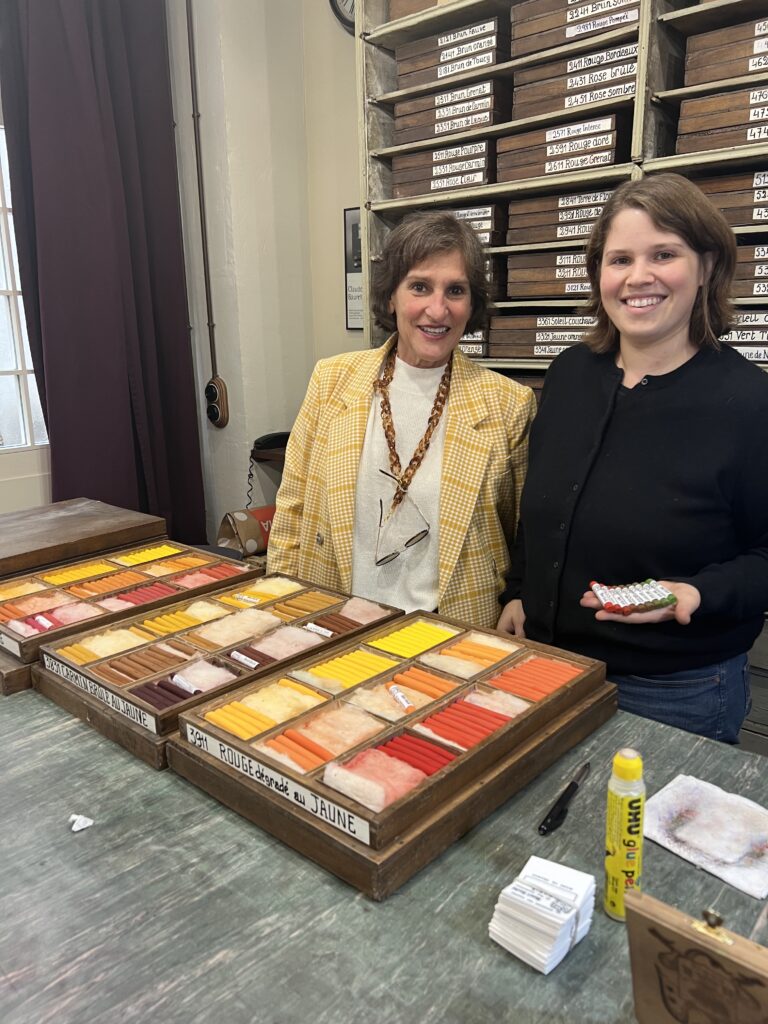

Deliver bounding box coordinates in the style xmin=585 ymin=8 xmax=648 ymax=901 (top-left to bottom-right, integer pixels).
xmin=351 ymin=355 xmax=447 ymax=612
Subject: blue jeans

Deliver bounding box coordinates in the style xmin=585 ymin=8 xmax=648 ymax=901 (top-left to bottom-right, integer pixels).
xmin=611 ymin=654 xmax=751 ymax=744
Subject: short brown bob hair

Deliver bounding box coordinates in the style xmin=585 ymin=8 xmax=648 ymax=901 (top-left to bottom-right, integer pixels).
xmin=584 ymin=173 xmax=736 ymax=353
xmin=371 ymin=211 xmax=488 ymax=334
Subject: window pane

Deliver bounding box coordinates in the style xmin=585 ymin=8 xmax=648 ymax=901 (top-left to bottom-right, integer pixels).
xmin=0 ymin=374 xmax=27 ymax=447
xmin=0 ymin=295 xmax=17 ymax=370
xmin=0 ymin=224 xmax=9 ymax=290
xmin=7 ymin=213 xmax=19 ymax=289
xmin=17 ymin=296 xmax=31 ymax=368
xmin=0 ymin=127 xmax=10 ymax=207
xmin=27 ymin=373 xmax=48 ymax=445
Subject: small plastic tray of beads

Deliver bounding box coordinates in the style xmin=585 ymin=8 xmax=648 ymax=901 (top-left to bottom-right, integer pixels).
xmin=176 ymin=611 xmax=611 ymax=852
xmin=36 ymin=576 xmax=403 ymax=739
xmin=0 ymin=541 xmax=266 ymax=662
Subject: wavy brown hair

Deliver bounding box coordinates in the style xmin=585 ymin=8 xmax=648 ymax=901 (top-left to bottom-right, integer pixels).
xmin=584 ymin=173 xmax=737 ymax=353
xmin=371 ymin=211 xmax=488 ymax=334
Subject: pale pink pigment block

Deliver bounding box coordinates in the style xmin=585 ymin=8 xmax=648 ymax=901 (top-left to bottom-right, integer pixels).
xmin=97 ymin=597 xmax=135 ymax=612
xmin=340 ymin=597 xmax=390 ymax=624
xmin=295 ymin=705 xmax=384 ymax=756
xmin=172 ymin=660 xmax=237 ymax=693
xmin=252 ymin=626 xmax=324 ymax=660
xmin=323 ymin=748 xmax=426 ymax=812
xmin=51 ymin=603 xmax=104 ymax=625
xmin=12 ymin=592 xmax=76 ymax=616
xmin=173 ymin=571 xmax=214 ymax=589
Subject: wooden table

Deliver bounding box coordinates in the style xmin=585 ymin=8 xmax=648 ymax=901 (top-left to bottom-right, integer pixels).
xmin=0 ymin=691 xmax=765 ymax=1024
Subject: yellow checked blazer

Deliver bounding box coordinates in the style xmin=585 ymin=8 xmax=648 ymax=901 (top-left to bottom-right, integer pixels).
xmin=267 ymin=337 xmax=535 ymax=628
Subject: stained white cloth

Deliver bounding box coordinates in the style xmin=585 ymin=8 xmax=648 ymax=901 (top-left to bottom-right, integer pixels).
xmin=644 ymin=774 xmax=768 ymax=899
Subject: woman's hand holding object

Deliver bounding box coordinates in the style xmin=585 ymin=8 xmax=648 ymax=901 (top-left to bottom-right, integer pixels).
xmin=580 ymin=581 xmax=701 ymax=625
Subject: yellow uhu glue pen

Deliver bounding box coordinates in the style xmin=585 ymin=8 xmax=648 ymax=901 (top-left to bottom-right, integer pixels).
xmin=604 ymin=748 xmax=645 ymax=921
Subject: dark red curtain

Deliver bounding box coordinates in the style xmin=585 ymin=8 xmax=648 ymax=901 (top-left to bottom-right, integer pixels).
xmin=0 ymin=0 xmax=206 ymax=542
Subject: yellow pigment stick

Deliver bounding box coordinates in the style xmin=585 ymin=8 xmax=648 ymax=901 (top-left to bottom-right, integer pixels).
xmin=309 ymin=651 xmax=397 ymax=685
xmin=217 ymin=595 xmax=253 ymax=608
xmin=226 ymin=706 xmax=275 ymax=733
xmin=129 ymin=627 xmax=155 ymax=641
xmin=204 ymin=709 xmax=254 ymax=740
xmin=42 ymin=562 xmax=118 ymax=585
xmin=311 ymin=664 xmax=359 ymax=683
xmin=367 ymin=622 xmax=457 ymax=656
xmin=269 ymin=608 xmax=297 ymax=622
xmin=219 ymin=707 xmax=271 ymax=733
xmin=210 ymin=708 xmax=254 ymax=732
xmin=113 ymin=545 xmax=183 ymax=566
xmin=169 ymin=613 xmax=199 ymax=628
xmin=58 ymin=643 xmax=96 ymax=665
xmin=230 ymin=704 xmax=276 ymax=731
xmin=233 ymin=590 xmax=272 ymax=603
xmin=279 ymin=678 xmax=320 ymax=698
xmin=285 ymin=593 xmax=337 ymax=612
xmin=214 ymin=704 xmax=264 ymax=727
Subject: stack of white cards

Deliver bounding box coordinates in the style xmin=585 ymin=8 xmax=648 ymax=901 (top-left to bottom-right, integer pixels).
xmin=489 ymin=856 xmax=595 ymax=974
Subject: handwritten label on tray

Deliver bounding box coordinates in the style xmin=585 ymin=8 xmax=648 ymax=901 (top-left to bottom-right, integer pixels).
xmin=41 ymin=652 xmax=158 ymax=734
xmin=184 ymin=724 xmax=371 ymax=846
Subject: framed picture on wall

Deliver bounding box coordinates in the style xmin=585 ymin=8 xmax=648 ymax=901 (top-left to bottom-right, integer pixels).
xmin=344 ymin=207 xmax=363 ymax=330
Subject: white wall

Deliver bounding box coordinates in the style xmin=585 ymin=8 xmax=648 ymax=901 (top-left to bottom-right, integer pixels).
xmin=0 ymin=447 xmax=51 ymax=514
xmin=302 ymin=1 xmax=363 ymax=362
xmin=167 ymin=0 xmax=362 ymax=542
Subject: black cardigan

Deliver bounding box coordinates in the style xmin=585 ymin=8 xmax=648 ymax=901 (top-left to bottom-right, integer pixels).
xmin=503 ymin=343 xmax=768 ymax=674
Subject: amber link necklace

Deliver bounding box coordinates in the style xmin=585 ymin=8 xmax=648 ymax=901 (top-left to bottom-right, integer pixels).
xmin=372 ymin=345 xmax=452 ymax=513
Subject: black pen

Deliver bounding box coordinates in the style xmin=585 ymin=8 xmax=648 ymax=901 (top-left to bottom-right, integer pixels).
xmin=538 ymin=762 xmax=591 ymax=836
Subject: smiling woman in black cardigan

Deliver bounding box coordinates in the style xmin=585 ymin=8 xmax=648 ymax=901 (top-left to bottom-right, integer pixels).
xmin=498 ymin=173 xmax=768 ymax=743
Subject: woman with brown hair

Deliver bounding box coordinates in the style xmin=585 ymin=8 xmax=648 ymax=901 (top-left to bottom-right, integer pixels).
xmin=498 ymin=173 xmax=768 ymax=742
xmin=268 ymin=211 xmax=535 ymax=628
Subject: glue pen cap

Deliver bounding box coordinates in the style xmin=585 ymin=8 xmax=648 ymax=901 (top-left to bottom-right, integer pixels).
xmin=612 ymin=747 xmax=643 ymax=781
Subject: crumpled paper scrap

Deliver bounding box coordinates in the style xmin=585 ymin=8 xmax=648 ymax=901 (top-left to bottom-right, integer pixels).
xmin=69 ymin=814 xmax=94 ymax=833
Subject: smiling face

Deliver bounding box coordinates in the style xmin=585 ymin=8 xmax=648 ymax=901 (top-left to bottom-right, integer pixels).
xmin=599 ymin=208 xmax=707 ymax=354
xmin=389 ymin=250 xmax=472 ymax=368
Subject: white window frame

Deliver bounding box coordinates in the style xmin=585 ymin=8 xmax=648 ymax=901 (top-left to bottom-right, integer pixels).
xmin=0 ymin=98 xmax=50 ymax=514
xmin=0 ymin=120 xmax=47 ymax=454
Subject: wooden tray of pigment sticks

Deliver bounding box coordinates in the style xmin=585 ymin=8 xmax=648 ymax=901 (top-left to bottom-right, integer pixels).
xmin=393 ymin=80 xmax=510 ymax=119
xmin=506 ymin=189 xmax=612 ymax=245
xmin=0 ymin=541 xmax=264 ymax=664
xmin=724 ymin=311 xmax=768 ymax=362
xmin=677 ymin=87 xmax=768 ymax=155
xmin=511 ymin=45 xmax=637 ymax=123
xmin=32 ymin=663 xmax=176 ymax=771
xmin=36 ymin=575 xmax=402 ymax=758
xmin=451 ymin=203 xmax=506 ymax=246
xmin=393 ymin=81 xmax=509 ymax=148
xmin=0 ymin=649 xmax=33 ymax=696
xmin=693 ymin=170 xmax=768 ymax=232
xmin=733 ymin=247 xmax=768 ymax=299
xmin=510 ymin=0 xmax=641 ymax=60
xmin=514 ymin=40 xmax=639 ymax=89
xmin=169 ymin=612 xmax=616 ymax=897
xmin=507 ymin=251 xmax=590 ymax=299
xmin=395 ymin=18 xmax=511 ymax=91
xmin=684 ymin=18 xmax=768 ymax=88
xmin=496 ymin=115 xmax=621 ymax=183
xmin=391 ymin=145 xmax=495 ymax=198
xmin=488 ymin=312 xmax=590 ymax=357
